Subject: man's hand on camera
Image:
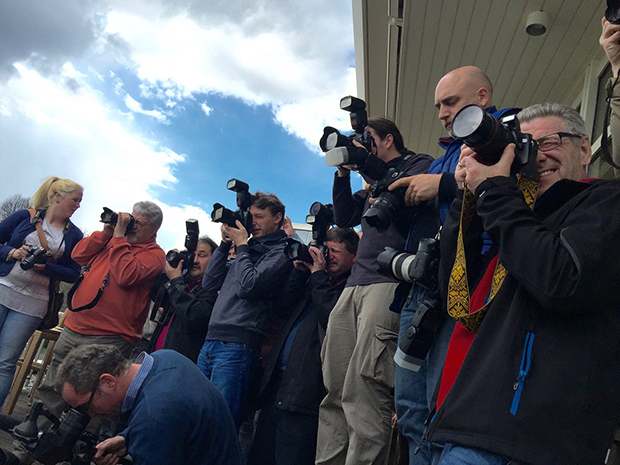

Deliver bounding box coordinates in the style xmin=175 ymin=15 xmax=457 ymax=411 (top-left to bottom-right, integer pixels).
xmin=295 ymin=246 xmax=326 ymax=274
xmin=388 ymin=174 xmax=441 ymax=206
xmin=114 ymin=213 xmax=132 ymax=238
xmin=165 ymin=250 xmax=183 ymax=280
xmin=222 ymin=220 xmax=248 ymax=246
xmin=93 ymin=435 xmax=126 ymax=465
xmin=601 ymin=18 xmax=620 ymax=78
xmin=459 ymin=144 xmax=515 ymax=193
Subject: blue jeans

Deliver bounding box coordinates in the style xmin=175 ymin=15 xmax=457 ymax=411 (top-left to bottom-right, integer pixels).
xmin=0 ymin=303 xmax=42 ymax=406
xmin=197 ymin=340 xmax=256 ymax=429
xmin=394 ymin=286 xmax=455 ymax=465
xmin=438 ymin=443 xmax=516 ymax=465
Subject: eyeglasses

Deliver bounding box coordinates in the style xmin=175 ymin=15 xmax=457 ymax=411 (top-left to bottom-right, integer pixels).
xmin=535 ymin=132 xmax=583 ymax=152
xmin=76 ymin=382 xmax=99 ymax=415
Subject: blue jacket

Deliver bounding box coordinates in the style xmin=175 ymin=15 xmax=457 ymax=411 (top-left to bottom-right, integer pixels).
xmin=0 ymin=209 xmax=83 ymax=283
xmin=203 ymin=229 xmax=292 ymax=350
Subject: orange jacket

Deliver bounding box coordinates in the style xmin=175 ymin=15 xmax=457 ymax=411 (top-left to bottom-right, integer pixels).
xmin=67 ymin=231 xmax=165 ymax=344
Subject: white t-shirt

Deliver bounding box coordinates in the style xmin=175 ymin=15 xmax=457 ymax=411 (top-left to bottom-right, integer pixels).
xmin=0 ymin=219 xmax=65 ymax=317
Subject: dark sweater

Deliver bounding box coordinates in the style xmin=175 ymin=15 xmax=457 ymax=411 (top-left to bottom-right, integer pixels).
xmin=122 ymin=350 xmax=243 ymax=465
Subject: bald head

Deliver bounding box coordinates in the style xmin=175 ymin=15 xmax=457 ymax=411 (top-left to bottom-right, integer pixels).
xmin=435 ymin=66 xmax=494 ymax=132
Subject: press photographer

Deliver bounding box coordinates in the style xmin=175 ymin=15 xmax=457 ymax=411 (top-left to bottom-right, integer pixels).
xmin=198 ymin=189 xmax=292 ymax=429
xmin=378 ymin=66 xmax=521 ymax=464
xmin=56 ymin=344 xmax=243 ymax=465
xmin=316 ymin=110 xmax=433 ymax=464
xmin=249 ymin=227 xmax=358 ymax=465
xmin=149 ymin=229 xmax=218 ymax=363
xmin=426 ymin=103 xmax=620 ymax=465
xmin=35 ymin=201 xmax=165 ymax=421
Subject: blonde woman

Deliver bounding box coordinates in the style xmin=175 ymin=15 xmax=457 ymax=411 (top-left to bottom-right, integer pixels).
xmin=0 ymin=176 xmax=83 ymax=406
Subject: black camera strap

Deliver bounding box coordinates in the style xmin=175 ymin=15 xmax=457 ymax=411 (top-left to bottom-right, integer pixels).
xmin=66 ymin=239 xmax=111 ymax=313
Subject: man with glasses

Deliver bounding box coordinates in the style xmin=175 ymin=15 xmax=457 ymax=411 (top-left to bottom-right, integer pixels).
xmin=37 ymin=201 xmax=166 ymax=420
xmin=425 ymin=103 xmax=620 ymax=465
xmin=56 ymin=344 xmax=243 ymax=465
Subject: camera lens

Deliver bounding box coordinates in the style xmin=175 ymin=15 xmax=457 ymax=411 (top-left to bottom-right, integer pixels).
xmin=451 ymin=104 xmax=515 ymax=165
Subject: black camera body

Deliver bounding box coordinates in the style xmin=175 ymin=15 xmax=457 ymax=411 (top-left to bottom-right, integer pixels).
xmin=211 ymin=179 xmax=253 ymax=234
xmin=166 ymin=219 xmax=199 ymax=271
xmin=0 ymin=400 xmax=98 ymax=465
xmin=607 ymin=0 xmax=620 ymax=24
xmin=450 ymin=104 xmax=537 ymax=170
xmin=320 ymin=96 xmax=374 ymax=154
xmin=20 ymin=245 xmax=49 ymax=271
xmin=362 ymin=165 xmax=411 ymax=232
xmin=378 ymin=238 xmax=443 ymax=372
xmin=100 ymin=207 xmax=135 ymax=236
xmin=284 ymin=202 xmax=334 ymax=263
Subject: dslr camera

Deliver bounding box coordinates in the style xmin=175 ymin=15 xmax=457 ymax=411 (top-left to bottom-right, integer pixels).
xmin=284 ymin=202 xmax=334 ymax=263
xmin=166 ymin=219 xmax=199 ymax=271
xmin=0 ymin=400 xmax=101 ymax=465
xmin=377 ymin=238 xmax=443 ymax=372
xmin=100 ymin=207 xmax=135 ymax=236
xmin=321 ymin=96 xmax=410 ymax=232
xmin=450 ymin=104 xmax=537 ymax=170
xmin=20 ymin=245 xmax=49 ymax=271
xmin=211 ymin=179 xmax=253 ymax=234
xmin=607 ymin=0 xmax=620 ymax=24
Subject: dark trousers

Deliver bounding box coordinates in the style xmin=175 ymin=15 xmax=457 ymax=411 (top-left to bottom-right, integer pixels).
xmin=248 ymin=390 xmax=319 ymax=465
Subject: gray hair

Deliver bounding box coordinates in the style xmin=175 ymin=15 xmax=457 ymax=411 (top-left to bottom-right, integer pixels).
xmin=133 ymin=201 xmax=163 ymax=228
xmin=518 ymin=103 xmax=587 ymax=148
xmin=54 ymin=344 xmax=131 ymax=394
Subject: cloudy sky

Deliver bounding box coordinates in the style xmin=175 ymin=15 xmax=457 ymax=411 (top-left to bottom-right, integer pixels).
xmin=0 ymin=0 xmax=360 ymax=250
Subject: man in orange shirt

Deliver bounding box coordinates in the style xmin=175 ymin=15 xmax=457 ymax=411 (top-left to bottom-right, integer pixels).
xmin=37 ymin=201 xmax=165 ymax=418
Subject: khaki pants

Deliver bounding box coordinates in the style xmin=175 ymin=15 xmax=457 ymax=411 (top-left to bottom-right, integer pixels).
xmin=36 ymin=327 xmax=133 ymax=418
xmin=316 ymin=282 xmax=399 ymax=465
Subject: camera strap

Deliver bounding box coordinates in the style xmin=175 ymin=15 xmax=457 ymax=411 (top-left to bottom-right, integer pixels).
xmin=447 ymin=171 xmax=538 ymax=333
xmin=66 ymin=238 xmax=112 ymax=312
xmin=28 ymin=208 xmax=67 ymax=262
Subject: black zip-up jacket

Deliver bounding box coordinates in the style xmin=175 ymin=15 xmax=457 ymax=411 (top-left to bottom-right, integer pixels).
xmin=429 ymin=176 xmax=620 ymax=465
xmin=149 ymin=276 xmax=219 ymax=363
xmin=258 ymin=267 xmax=349 ymax=414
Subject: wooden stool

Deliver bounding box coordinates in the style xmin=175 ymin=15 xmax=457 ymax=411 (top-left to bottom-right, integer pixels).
xmin=2 ymin=322 xmax=63 ymax=415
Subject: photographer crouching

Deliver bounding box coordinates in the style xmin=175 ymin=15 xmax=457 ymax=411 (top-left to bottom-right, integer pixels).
xmin=426 ymin=103 xmax=620 ymax=464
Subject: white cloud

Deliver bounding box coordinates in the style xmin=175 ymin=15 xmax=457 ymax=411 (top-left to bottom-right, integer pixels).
xmin=0 ymin=63 xmax=219 ymax=250
xmin=99 ymin=1 xmax=356 ymax=151
xmin=0 ymin=0 xmax=357 ymax=247
xmin=124 ymin=94 xmax=168 ymax=123
xmin=200 ymin=101 xmax=212 ymax=116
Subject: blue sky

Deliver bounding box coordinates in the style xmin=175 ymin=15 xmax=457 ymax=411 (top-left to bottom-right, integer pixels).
xmin=0 ymin=0 xmax=361 ymax=250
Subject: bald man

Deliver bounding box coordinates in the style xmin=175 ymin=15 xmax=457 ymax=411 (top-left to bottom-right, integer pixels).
xmin=387 ymin=67 xmax=519 ymax=464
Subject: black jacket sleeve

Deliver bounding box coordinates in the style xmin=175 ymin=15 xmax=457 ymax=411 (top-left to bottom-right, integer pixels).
xmin=475 ymin=176 xmax=620 ymax=314
xmin=332 ymin=172 xmax=367 ymax=228
xmin=309 ymin=270 xmax=347 ymax=329
xmin=166 ymin=278 xmax=218 ymax=333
